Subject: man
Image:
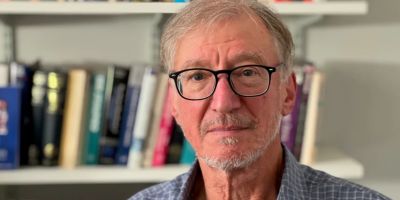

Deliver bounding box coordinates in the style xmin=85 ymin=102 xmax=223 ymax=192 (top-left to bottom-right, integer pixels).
xmin=130 ymin=0 xmax=389 ymax=199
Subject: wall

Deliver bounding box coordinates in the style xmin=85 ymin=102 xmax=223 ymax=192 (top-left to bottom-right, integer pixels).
xmin=12 ymin=14 xmax=157 ymax=66
xmin=307 ymin=0 xmax=400 ymax=198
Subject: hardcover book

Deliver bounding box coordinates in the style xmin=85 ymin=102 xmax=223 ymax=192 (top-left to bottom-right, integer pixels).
xmin=60 ymin=69 xmax=90 ymax=168
xmin=127 ymin=67 xmax=158 ymax=168
xmin=82 ymin=73 xmax=106 ymax=165
xmin=142 ymin=73 xmax=169 ymax=167
xmin=166 ymin=122 xmax=184 ymax=164
xmin=116 ymin=67 xmax=144 ymax=165
xmin=9 ymin=62 xmax=35 ymax=166
xmin=99 ymin=66 xmax=129 ymax=164
xmin=0 ymin=87 xmax=21 ymax=169
xmin=151 ymin=86 xmax=174 ymax=167
xmin=41 ymin=71 xmax=67 ymax=166
xmin=30 ymin=70 xmax=47 ymax=165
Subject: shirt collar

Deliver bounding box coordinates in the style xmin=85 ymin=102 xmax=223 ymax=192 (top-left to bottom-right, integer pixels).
xmin=180 ymin=144 xmax=308 ymax=199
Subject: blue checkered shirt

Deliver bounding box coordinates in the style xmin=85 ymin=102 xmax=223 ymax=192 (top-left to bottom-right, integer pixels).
xmin=129 ymin=146 xmax=390 ymax=200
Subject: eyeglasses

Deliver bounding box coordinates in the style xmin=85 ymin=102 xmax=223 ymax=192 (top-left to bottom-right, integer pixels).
xmin=169 ymin=64 xmax=280 ymax=100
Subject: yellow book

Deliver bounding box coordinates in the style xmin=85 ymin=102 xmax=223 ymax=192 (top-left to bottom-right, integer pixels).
xmin=60 ymin=69 xmax=89 ymax=169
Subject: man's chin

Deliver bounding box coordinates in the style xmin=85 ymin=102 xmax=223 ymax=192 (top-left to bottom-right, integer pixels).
xmin=199 ymin=148 xmax=265 ymax=172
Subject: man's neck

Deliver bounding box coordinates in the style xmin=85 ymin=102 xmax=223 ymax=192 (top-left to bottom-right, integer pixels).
xmin=195 ymin=142 xmax=284 ymax=200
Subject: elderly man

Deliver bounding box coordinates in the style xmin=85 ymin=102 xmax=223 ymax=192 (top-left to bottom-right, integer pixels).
xmin=130 ymin=0 xmax=389 ymax=199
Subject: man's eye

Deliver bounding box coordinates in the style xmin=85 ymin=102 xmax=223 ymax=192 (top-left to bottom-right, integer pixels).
xmin=242 ymin=69 xmax=256 ymax=76
xmin=192 ymin=73 xmax=204 ymax=81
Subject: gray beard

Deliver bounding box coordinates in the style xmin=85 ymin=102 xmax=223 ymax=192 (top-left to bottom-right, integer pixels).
xmin=198 ymin=115 xmax=281 ymax=172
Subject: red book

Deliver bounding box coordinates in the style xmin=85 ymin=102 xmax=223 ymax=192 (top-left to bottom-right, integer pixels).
xmin=151 ymin=89 xmax=175 ymax=167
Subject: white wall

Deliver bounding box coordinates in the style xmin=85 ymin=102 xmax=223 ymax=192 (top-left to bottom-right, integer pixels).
xmin=307 ymin=0 xmax=400 ymax=198
xmin=13 ymin=15 xmax=157 ymax=66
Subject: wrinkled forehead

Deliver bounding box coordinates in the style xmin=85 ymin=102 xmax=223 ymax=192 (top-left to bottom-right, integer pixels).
xmin=173 ymin=13 xmax=280 ymax=66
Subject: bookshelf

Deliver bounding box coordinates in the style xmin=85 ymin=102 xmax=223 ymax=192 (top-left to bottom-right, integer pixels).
xmin=0 ymin=2 xmax=369 ymax=199
xmin=0 ymin=1 xmax=368 ymax=15
xmin=0 ymin=147 xmax=363 ymax=184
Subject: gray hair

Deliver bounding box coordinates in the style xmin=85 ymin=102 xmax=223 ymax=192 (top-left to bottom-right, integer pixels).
xmin=160 ymin=0 xmax=294 ymax=78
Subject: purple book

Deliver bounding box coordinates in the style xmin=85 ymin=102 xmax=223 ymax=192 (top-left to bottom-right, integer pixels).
xmin=280 ymin=83 xmax=303 ymax=153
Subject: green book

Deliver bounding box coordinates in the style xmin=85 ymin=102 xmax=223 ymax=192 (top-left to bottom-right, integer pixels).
xmin=82 ymin=73 xmax=106 ymax=165
xmin=179 ymin=138 xmax=196 ymax=165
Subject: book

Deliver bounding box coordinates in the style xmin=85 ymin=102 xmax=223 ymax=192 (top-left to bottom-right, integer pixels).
xmin=30 ymin=70 xmax=47 ymax=166
xmin=59 ymin=69 xmax=90 ymax=169
xmin=180 ymin=138 xmax=196 ymax=165
xmin=127 ymin=67 xmax=158 ymax=168
xmin=116 ymin=66 xmax=144 ymax=165
xmin=142 ymin=73 xmax=169 ymax=167
xmin=9 ymin=62 xmax=35 ymax=166
xmin=299 ymin=70 xmax=323 ymax=165
xmin=166 ymin=122 xmax=184 ymax=164
xmin=293 ymin=63 xmax=316 ymax=160
xmin=0 ymin=87 xmax=21 ymax=169
xmin=82 ymin=73 xmax=107 ymax=165
xmin=99 ymin=66 xmax=129 ymax=165
xmin=280 ymin=64 xmax=305 ymax=153
xmin=151 ymin=86 xmax=174 ymax=167
xmin=41 ymin=71 xmax=67 ymax=166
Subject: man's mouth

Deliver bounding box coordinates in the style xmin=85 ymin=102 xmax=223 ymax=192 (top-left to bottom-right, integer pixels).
xmin=207 ymin=126 xmax=248 ymax=133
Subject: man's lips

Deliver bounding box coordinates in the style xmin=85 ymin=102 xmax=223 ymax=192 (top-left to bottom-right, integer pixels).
xmin=206 ymin=126 xmax=248 ymax=133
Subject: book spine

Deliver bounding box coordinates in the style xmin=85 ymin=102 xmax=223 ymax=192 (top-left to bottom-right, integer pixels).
xmin=82 ymin=73 xmax=106 ymax=165
xmin=116 ymin=67 xmax=144 ymax=165
xmin=9 ymin=62 xmax=35 ymax=166
xmin=142 ymin=73 xmax=170 ymax=168
xmin=42 ymin=71 xmax=67 ymax=166
xmin=0 ymin=87 xmax=21 ymax=169
xmin=60 ymin=69 xmax=89 ymax=169
xmin=99 ymin=66 xmax=129 ymax=164
xmin=180 ymin=138 xmax=196 ymax=165
xmin=300 ymin=71 xmax=323 ymax=165
xmin=280 ymin=66 xmax=305 ymax=153
xmin=151 ymin=87 xmax=174 ymax=167
xmin=293 ymin=64 xmax=316 ymax=160
xmin=30 ymin=70 xmax=47 ymax=166
xmin=166 ymin=122 xmax=184 ymax=164
xmin=127 ymin=67 xmax=158 ymax=168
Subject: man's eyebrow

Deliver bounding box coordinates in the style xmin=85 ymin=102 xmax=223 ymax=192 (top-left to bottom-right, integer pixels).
xmin=229 ymin=52 xmax=265 ymax=66
xmin=180 ymin=59 xmax=211 ymax=69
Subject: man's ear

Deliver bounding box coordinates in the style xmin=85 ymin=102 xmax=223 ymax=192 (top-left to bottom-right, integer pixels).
xmin=169 ymin=82 xmax=179 ymax=119
xmin=281 ymin=72 xmax=297 ymax=116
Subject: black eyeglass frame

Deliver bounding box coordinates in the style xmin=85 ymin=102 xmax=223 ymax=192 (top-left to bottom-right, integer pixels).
xmin=168 ymin=64 xmax=281 ymax=101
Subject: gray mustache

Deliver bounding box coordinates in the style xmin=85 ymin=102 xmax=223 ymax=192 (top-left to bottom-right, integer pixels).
xmin=200 ymin=114 xmax=256 ymax=136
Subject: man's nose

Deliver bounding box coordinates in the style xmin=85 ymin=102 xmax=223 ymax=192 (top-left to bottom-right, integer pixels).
xmin=210 ymin=76 xmax=241 ymax=113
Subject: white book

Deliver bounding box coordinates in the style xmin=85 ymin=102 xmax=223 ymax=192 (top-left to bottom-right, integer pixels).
xmin=128 ymin=67 xmax=159 ymax=169
xmin=300 ymin=70 xmax=323 ymax=165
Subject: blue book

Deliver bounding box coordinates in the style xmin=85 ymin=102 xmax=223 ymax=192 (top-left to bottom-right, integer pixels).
xmin=116 ymin=67 xmax=144 ymax=165
xmin=0 ymin=87 xmax=22 ymax=169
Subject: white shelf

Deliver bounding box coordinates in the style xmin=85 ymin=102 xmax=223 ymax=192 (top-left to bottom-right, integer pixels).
xmin=0 ymin=147 xmax=363 ymax=184
xmin=311 ymin=147 xmax=364 ymax=179
xmin=0 ymin=165 xmax=191 ymax=184
xmin=0 ymin=1 xmax=367 ymax=15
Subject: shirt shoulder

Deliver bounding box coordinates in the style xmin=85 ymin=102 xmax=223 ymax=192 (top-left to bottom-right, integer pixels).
xmin=301 ymin=165 xmax=391 ymax=200
xmin=128 ymin=172 xmax=190 ymax=200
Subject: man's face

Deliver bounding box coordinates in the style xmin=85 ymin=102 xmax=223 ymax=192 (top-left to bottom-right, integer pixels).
xmin=171 ymin=14 xmax=295 ymax=170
